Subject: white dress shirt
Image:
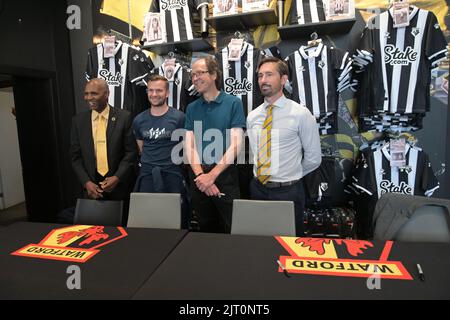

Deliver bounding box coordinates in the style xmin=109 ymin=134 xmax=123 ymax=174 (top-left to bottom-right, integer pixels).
xmin=247 ymin=95 xmax=321 ymax=182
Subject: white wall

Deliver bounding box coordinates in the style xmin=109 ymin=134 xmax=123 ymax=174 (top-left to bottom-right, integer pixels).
xmin=0 ymin=87 xmax=25 ymax=210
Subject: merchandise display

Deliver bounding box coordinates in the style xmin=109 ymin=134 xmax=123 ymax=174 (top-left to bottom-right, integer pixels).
xmin=81 ymin=1 xmax=448 ymax=240
xmin=216 ymin=41 xmax=264 ymax=116
xmin=149 ymin=60 xmax=194 ymax=112
xmin=86 ymin=40 xmax=154 ymax=114
xmin=285 ymin=41 xmax=353 ymax=134
xmin=288 ymin=0 xmax=327 ymax=25
xmin=354 ymin=5 xmax=447 ymax=131
xmin=149 ymin=0 xmax=209 ymax=43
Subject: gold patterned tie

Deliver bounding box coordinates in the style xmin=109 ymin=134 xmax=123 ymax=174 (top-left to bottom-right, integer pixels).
xmin=96 ymin=114 xmax=109 ymax=176
xmin=257 ymin=105 xmax=274 ymax=185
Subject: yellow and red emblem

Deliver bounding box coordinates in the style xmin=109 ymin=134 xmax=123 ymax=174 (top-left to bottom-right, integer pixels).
xmin=11 ymin=225 xmax=127 ymax=263
xmin=276 ymin=237 xmax=412 ymax=280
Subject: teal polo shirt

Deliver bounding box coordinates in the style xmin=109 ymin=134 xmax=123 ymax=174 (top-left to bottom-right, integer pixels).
xmin=185 ymin=90 xmax=246 ymax=165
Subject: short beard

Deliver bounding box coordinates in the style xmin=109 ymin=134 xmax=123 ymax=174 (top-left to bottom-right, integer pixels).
xmin=151 ymin=99 xmax=166 ymax=107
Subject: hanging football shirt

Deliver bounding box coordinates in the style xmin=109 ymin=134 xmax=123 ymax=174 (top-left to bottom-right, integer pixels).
xmin=86 ymin=41 xmax=154 ymax=111
xmin=216 ymin=42 xmax=264 ymax=116
xmin=285 ymin=43 xmax=352 ymax=117
xmin=356 ymin=6 xmax=447 ymax=115
xmin=151 ymin=62 xmax=194 ymax=112
xmin=149 ymin=0 xmax=209 ymax=43
xmin=288 ymin=0 xmax=326 ymax=25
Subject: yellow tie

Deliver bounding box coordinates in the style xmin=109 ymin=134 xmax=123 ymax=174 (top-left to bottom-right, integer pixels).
xmin=257 ymin=105 xmax=274 ymax=185
xmin=96 ymin=115 xmax=109 ymax=176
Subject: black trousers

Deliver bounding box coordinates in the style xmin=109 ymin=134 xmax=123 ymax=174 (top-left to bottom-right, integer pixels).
xmin=237 ymin=164 xmax=253 ymax=200
xmin=88 ymin=172 xmax=132 ymax=226
xmin=190 ymin=165 xmax=240 ymax=234
xmin=250 ymin=178 xmax=306 ymax=236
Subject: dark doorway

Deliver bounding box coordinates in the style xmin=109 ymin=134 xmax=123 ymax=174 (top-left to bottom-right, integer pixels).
xmin=11 ymin=75 xmax=63 ymax=222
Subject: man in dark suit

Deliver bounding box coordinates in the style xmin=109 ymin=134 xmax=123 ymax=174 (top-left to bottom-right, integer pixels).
xmin=70 ymin=78 xmax=137 ymax=202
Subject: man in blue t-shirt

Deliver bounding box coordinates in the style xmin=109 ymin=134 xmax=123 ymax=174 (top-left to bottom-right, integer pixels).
xmin=185 ymin=56 xmax=246 ymax=233
xmin=133 ymin=75 xmax=187 ymax=225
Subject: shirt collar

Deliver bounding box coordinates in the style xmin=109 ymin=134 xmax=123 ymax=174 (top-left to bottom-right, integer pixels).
xmin=262 ymin=94 xmax=287 ymax=110
xmin=161 ymin=63 xmax=182 ymax=80
xmin=201 ymin=90 xmax=225 ymax=105
xmin=92 ymin=105 xmax=110 ymax=121
xmin=299 ymin=42 xmax=324 ymax=59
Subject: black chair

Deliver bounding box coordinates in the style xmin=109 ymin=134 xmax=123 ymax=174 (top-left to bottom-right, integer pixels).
xmin=394 ymin=205 xmax=450 ymax=243
xmin=74 ymin=199 xmax=124 ymax=227
xmin=373 ymin=193 xmax=450 ymax=243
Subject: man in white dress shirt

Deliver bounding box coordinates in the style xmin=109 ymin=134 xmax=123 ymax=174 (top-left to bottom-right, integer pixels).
xmin=247 ymin=57 xmax=321 ymax=236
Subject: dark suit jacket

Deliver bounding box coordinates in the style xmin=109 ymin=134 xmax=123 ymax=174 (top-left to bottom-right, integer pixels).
xmin=70 ymin=106 xmax=137 ymax=200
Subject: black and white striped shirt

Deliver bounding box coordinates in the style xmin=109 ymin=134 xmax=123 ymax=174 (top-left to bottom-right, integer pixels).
xmin=86 ymin=41 xmax=153 ymax=110
xmin=356 ymin=6 xmax=447 ymax=114
xmin=285 ymin=43 xmax=352 ymax=117
xmin=149 ymin=0 xmax=208 ymax=43
xmin=216 ymin=42 xmax=264 ymax=117
xmin=352 ymin=143 xmax=439 ymax=199
xmin=288 ymin=0 xmax=326 ymax=25
xmin=151 ymin=63 xmax=193 ymax=112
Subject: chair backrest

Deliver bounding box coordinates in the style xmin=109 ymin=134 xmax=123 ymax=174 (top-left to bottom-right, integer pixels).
xmin=231 ymin=199 xmax=296 ymax=236
xmin=127 ymin=193 xmax=181 ymax=229
xmin=74 ymin=199 xmax=123 ymax=227
xmin=395 ymin=205 xmax=450 ymax=243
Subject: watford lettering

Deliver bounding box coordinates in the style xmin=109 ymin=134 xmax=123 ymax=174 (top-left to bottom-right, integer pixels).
xmin=26 ymin=246 xmax=87 ymax=259
xmin=12 ymin=244 xmax=98 ymax=262
xmin=11 ymin=225 xmax=127 ymax=263
xmin=384 ymin=45 xmax=418 ymax=66
xmin=291 ymin=260 xmax=395 ymax=274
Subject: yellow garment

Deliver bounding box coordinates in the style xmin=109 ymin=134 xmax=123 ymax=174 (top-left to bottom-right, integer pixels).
xmin=257 ymin=105 xmax=274 ymax=185
xmin=92 ymin=106 xmax=110 ymax=176
xmin=100 ymin=0 xmax=152 ymax=31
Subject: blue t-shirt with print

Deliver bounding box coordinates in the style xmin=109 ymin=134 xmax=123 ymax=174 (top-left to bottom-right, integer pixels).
xmin=133 ymin=107 xmax=185 ymax=166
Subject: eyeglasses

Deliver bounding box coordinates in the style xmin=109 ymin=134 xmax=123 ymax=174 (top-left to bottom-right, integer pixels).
xmin=190 ymin=70 xmax=209 ymax=79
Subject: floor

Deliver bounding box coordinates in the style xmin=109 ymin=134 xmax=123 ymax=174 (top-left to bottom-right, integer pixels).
xmin=0 ymin=202 xmax=27 ymax=226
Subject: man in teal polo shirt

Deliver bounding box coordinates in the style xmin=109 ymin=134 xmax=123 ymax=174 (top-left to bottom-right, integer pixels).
xmin=185 ymin=56 xmax=245 ymax=233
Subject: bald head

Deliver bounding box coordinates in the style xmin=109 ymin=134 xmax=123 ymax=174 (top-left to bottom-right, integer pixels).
xmin=85 ymin=78 xmax=109 ymax=112
xmin=87 ymin=78 xmax=109 ymax=93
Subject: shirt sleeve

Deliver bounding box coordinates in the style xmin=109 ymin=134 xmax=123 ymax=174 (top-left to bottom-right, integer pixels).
xmin=178 ymin=112 xmax=186 ymax=129
xmin=194 ymin=0 xmax=209 ymax=10
xmin=351 ymin=151 xmax=377 ymax=196
xmin=421 ymin=153 xmax=440 ymax=197
xmin=129 ymin=49 xmax=152 ymax=85
xmin=184 ymin=104 xmax=194 ymax=131
xmin=132 ymin=116 xmax=143 ymax=140
xmin=230 ymin=99 xmax=246 ymax=129
xmin=359 ymin=23 xmax=374 ymax=54
xmin=425 ymin=12 xmax=448 ymax=68
xmin=298 ymin=107 xmax=322 ymax=176
xmin=331 ymin=47 xmax=353 ymax=92
xmin=354 ymin=25 xmax=374 ymax=73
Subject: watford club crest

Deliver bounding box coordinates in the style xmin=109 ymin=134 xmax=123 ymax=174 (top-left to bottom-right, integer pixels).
xmin=276 ymin=237 xmax=412 ymax=280
xmin=12 ymin=225 xmax=127 ymax=263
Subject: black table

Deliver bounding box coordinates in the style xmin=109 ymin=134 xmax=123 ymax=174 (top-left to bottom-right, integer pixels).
xmin=133 ymin=232 xmax=450 ymax=300
xmin=0 ymin=222 xmax=187 ymax=299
